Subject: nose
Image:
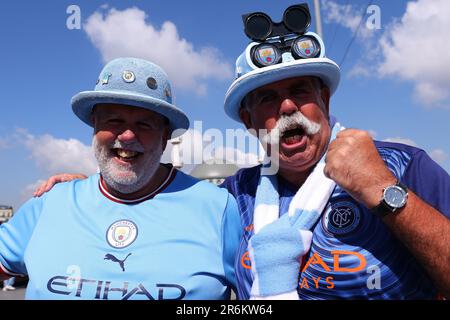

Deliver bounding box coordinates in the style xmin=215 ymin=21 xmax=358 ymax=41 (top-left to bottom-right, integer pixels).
xmin=117 ymin=129 xmax=137 ymax=142
xmin=279 ymin=98 xmax=298 ymax=116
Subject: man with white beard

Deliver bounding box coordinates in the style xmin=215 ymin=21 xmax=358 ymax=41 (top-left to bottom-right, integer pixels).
xmin=0 ymin=57 xmax=242 ymax=300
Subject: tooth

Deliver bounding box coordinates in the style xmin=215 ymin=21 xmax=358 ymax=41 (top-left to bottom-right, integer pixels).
xmin=284 ymin=135 xmax=303 ymax=145
xmin=117 ymin=149 xmax=137 ymax=158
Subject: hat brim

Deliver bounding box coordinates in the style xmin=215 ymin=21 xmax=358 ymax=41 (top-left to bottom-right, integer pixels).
xmin=224 ymin=58 xmax=340 ymax=122
xmin=72 ymin=90 xmax=190 ymax=138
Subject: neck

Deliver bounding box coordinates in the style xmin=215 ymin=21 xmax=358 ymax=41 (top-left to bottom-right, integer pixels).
xmin=277 ymin=166 xmax=313 ymax=189
xmin=102 ymin=164 xmax=170 ymax=200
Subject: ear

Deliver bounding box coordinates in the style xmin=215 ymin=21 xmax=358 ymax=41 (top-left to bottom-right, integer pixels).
xmin=239 ymin=107 xmax=254 ymax=130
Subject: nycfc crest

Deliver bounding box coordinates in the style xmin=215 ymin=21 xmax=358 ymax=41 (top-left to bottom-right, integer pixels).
xmin=106 ymin=220 xmax=138 ymax=249
xmin=322 ymin=199 xmax=362 ymax=236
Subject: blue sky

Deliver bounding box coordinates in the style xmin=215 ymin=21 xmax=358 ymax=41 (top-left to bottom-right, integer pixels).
xmin=1 ymin=0 xmax=449 ymax=210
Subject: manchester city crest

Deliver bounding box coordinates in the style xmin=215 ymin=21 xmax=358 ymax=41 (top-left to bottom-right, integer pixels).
xmin=322 ymin=199 xmax=362 ymax=236
xmin=106 ymin=220 xmax=138 ymax=249
xmin=295 ymin=38 xmax=319 ymax=58
xmin=258 ymin=47 xmax=277 ymax=64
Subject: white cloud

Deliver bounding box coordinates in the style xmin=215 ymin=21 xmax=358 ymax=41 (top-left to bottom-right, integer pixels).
xmin=20 ymin=180 xmax=45 ymax=204
xmin=383 ymin=137 xmax=418 ymax=147
xmin=203 ymin=146 xmax=259 ymax=167
xmin=84 ymin=7 xmax=233 ymax=95
xmin=325 ymin=0 xmax=450 ymax=108
xmin=347 ymin=64 xmax=372 ymax=78
xmin=429 ymin=149 xmax=448 ymax=164
xmin=368 ymin=130 xmax=377 ymax=139
xmin=321 ymin=0 xmax=382 ymax=78
xmin=16 ymin=129 xmax=97 ymax=175
xmin=377 ymin=0 xmax=450 ymax=107
xmin=321 ymin=0 xmax=374 ymax=40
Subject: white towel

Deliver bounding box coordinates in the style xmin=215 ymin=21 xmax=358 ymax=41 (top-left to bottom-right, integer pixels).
xmin=251 ymin=122 xmax=344 ymax=299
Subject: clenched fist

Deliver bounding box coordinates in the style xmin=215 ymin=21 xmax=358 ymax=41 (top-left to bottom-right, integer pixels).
xmin=324 ymin=129 xmax=397 ymax=209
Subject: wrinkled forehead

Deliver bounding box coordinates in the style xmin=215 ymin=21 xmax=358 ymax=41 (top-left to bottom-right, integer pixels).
xmin=244 ymin=76 xmax=321 ymax=104
xmin=256 ymin=76 xmax=319 ymax=93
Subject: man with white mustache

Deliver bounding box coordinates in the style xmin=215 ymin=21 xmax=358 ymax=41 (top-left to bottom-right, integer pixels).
xmin=0 ymin=57 xmax=242 ymax=300
xmin=220 ymin=33 xmax=450 ymax=299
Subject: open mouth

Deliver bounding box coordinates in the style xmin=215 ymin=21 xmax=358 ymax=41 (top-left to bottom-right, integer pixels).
xmin=112 ymin=148 xmax=143 ymax=162
xmin=281 ymin=127 xmax=306 ymax=145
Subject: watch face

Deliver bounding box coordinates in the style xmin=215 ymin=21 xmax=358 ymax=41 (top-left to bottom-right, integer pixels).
xmin=384 ymin=185 xmax=407 ymax=208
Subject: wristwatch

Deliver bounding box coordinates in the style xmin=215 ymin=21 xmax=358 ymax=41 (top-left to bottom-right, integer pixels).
xmin=371 ymin=181 xmax=408 ymax=217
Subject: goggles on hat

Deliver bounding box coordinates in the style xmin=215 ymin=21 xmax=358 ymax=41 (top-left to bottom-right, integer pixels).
xmin=241 ymin=3 xmax=325 ymax=69
xmin=250 ymin=34 xmax=322 ymax=68
xmin=244 ymin=32 xmax=325 ymax=71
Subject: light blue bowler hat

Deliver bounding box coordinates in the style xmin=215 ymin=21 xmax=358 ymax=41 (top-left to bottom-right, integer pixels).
xmin=224 ymin=32 xmax=340 ymax=122
xmin=72 ymin=57 xmax=189 ymax=138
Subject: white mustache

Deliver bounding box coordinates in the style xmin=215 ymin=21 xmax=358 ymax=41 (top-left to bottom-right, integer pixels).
xmin=110 ymin=140 xmax=145 ymax=153
xmin=262 ymin=112 xmax=321 ymax=145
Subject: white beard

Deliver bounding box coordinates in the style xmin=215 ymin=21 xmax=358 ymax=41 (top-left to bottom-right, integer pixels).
xmin=92 ymin=136 xmax=163 ymax=194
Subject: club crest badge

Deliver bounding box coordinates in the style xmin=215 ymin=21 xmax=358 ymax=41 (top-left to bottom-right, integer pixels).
xmin=322 ymin=199 xmax=362 ymax=236
xmin=106 ymin=220 xmax=138 ymax=249
xmin=258 ymin=47 xmax=277 ymax=64
xmin=295 ymin=39 xmax=318 ymax=58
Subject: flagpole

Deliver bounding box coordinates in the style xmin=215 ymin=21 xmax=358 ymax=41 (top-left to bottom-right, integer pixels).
xmin=313 ymin=0 xmax=323 ymax=38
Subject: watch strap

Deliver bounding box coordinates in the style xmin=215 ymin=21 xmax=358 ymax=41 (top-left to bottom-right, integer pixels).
xmin=371 ymin=198 xmax=394 ymax=217
xmin=371 ymin=181 xmax=408 ymax=217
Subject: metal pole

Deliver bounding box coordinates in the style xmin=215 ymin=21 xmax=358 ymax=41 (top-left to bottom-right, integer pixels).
xmin=313 ymin=0 xmax=323 ymax=38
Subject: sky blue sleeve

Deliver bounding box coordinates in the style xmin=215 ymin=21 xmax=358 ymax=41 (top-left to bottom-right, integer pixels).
xmin=0 ymin=196 xmax=43 ymax=275
xmin=221 ymin=193 xmax=243 ymax=293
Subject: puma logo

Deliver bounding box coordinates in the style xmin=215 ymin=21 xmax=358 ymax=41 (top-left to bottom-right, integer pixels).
xmin=104 ymin=253 xmax=132 ymax=272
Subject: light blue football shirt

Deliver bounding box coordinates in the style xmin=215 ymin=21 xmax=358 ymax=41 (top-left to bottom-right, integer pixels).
xmin=0 ymin=166 xmax=242 ymax=300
